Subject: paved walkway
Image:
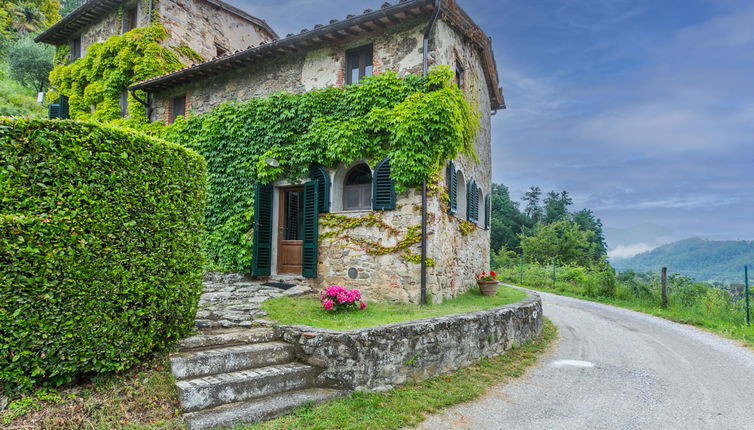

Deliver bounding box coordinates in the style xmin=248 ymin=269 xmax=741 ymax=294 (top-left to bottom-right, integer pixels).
xmin=195 ymin=273 xmax=313 ymax=329
xmin=416 ymin=289 xmax=754 ymax=430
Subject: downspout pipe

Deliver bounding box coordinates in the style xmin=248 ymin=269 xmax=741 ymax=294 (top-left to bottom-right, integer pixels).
xmin=420 ymin=0 xmax=442 ymax=306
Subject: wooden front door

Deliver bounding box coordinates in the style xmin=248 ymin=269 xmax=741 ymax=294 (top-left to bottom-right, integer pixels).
xmin=277 ymin=187 xmax=304 ymax=274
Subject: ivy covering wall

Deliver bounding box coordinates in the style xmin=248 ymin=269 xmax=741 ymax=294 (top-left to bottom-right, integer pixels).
xmin=161 ymin=66 xmax=479 ymax=272
xmin=48 ymin=22 xmax=192 ymax=125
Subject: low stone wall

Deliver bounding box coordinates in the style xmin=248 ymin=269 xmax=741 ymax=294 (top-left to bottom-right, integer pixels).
xmin=273 ymin=291 xmax=543 ymax=391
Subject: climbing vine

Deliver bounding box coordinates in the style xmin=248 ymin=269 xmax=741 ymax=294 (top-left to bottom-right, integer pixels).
xmin=319 ymin=213 xmax=435 ymax=267
xmin=48 ymin=22 xmax=199 ymax=125
xmin=159 ymin=66 xmax=478 ymax=271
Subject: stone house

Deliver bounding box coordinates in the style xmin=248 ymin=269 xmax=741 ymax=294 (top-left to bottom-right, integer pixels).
xmin=125 ymin=0 xmax=504 ymax=304
xmin=34 ymin=0 xmax=277 ymax=63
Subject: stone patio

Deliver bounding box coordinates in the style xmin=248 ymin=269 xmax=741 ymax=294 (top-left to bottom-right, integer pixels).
xmin=195 ymin=273 xmax=314 ymax=329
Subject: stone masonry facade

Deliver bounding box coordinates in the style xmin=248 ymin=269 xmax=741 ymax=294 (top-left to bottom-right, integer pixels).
xmin=144 ymin=16 xmax=494 ymax=304
xmin=72 ymin=0 xmax=275 ymax=64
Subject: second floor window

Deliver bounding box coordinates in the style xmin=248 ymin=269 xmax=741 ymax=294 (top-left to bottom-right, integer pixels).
xmin=170 ymin=95 xmax=186 ymax=123
xmin=345 ymin=45 xmax=373 ymax=85
xmin=70 ymin=36 xmax=81 ymax=61
xmin=123 ymin=6 xmax=138 ymax=32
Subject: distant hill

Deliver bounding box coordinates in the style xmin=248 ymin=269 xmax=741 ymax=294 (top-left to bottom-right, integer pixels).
xmin=611 ymin=238 xmax=754 ymax=283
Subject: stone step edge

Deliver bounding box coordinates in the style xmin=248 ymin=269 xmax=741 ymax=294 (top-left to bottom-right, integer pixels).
xmin=177 ymin=362 xmax=320 ymax=413
xmin=170 ymin=342 xmax=297 ymax=381
xmin=183 ymin=388 xmax=349 ymax=430
xmin=177 ymin=328 xmax=279 ymax=351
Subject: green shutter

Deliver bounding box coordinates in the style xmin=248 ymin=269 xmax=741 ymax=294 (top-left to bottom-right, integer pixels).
xmin=447 ymin=161 xmax=457 ymax=215
xmin=48 ymin=104 xmax=61 ymax=119
xmin=252 ymin=182 xmax=273 ymax=276
xmin=467 ymin=179 xmax=478 ymax=223
xmin=302 ymin=180 xmax=319 ymax=278
xmin=372 ymin=157 xmax=396 ymax=210
xmin=59 ymin=95 xmax=70 ymax=119
xmin=309 ymin=164 xmax=331 ymax=213
xmin=484 ymin=194 xmax=491 ymax=230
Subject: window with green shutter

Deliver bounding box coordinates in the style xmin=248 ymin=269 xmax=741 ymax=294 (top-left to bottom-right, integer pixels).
xmin=484 ymin=194 xmax=491 ymax=230
xmin=309 ymin=164 xmax=331 ymax=213
xmin=252 ymin=182 xmax=273 ymax=276
xmin=447 ymin=161 xmax=457 ymax=215
xmin=372 ymin=157 xmax=396 ymax=210
xmin=467 ymin=179 xmax=478 ymax=223
xmin=302 ymin=180 xmax=320 ymax=278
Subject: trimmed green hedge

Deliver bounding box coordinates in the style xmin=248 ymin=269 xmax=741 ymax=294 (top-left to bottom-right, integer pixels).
xmin=0 ymin=118 xmax=206 ymax=393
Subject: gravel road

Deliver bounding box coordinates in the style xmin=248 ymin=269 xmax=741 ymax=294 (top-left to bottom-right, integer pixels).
xmin=415 ymin=289 xmax=754 ymax=430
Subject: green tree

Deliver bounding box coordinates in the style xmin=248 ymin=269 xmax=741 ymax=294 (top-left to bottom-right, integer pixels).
xmin=520 ymin=219 xmax=597 ymax=266
xmin=522 ymin=186 xmax=543 ymax=222
xmin=543 ymin=190 xmax=573 ymax=223
xmin=489 ymin=183 xmax=530 ymax=253
xmin=6 ymin=35 xmax=53 ymax=92
xmin=571 ymin=208 xmax=607 ymax=260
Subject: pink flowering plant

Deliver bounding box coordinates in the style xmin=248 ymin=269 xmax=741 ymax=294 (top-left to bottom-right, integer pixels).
xmin=320 ymin=285 xmax=367 ymax=313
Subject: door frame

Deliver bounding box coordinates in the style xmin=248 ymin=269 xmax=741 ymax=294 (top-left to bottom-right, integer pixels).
xmin=276 ymin=185 xmax=304 ymax=275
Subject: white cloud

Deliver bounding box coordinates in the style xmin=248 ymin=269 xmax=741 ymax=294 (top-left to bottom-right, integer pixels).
xmin=608 ymin=242 xmax=656 ymax=260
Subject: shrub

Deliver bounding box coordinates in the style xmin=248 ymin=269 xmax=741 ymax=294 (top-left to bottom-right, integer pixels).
xmin=0 ymin=118 xmax=206 ymax=394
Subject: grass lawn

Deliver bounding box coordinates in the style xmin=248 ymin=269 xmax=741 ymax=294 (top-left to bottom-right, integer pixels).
xmin=243 ymin=319 xmax=557 ymax=430
xmin=261 ymin=285 xmax=527 ymax=330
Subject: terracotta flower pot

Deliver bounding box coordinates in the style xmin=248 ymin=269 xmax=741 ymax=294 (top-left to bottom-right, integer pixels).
xmin=477 ymin=280 xmax=499 ymax=297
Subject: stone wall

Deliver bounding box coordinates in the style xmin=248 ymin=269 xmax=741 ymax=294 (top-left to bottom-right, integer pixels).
xmin=158 ymin=0 xmax=275 ymax=62
xmin=79 ymin=7 xmax=122 ymax=56
xmin=315 ymin=188 xmax=424 ymax=304
xmin=150 ymin=18 xmax=430 ymax=120
xmin=75 ymin=0 xmax=272 ymax=64
xmin=274 ymin=291 xmax=543 ymax=391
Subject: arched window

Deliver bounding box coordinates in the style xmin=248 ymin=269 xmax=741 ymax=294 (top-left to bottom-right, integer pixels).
xmin=456 ymin=170 xmax=467 ymax=219
xmin=343 ymin=163 xmax=372 ymax=210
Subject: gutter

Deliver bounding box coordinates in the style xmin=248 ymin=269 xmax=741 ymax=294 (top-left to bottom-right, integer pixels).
xmin=420 ymin=0 xmax=442 ymax=306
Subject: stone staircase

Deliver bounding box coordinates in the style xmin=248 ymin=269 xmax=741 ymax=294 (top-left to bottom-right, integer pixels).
xmin=172 ymin=327 xmax=346 ymax=430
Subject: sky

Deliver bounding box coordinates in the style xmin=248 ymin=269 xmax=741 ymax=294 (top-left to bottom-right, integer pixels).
xmin=234 ymin=0 xmax=754 ymax=259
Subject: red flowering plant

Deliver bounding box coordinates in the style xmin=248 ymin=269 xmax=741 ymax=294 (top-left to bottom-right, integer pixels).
xmin=475 ymin=271 xmax=497 ymax=282
xmin=320 ymin=286 xmax=367 ymax=312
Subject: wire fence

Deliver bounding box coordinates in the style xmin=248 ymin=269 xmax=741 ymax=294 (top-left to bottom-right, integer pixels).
xmin=495 ymin=257 xmax=753 ymax=330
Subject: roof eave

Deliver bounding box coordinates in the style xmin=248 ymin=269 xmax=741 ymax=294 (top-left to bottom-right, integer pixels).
xmin=35 ymin=0 xmax=125 ymax=45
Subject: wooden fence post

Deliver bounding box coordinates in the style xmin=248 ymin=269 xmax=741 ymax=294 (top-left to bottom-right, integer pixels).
xmin=661 ymin=267 xmax=668 ymax=308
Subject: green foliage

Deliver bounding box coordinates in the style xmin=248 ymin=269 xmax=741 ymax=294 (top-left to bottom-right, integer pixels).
xmin=170 ymin=43 xmax=204 ymax=63
xmin=489 ymin=183 xmax=607 ymax=266
xmin=497 ymin=263 xmax=754 ymax=347
xmin=519 ymin=219 xmax=599 ymax=266
xmin=0 ymin=69 xmax=44 ymax=116
xmin=0 ymin=118 xmax=206 ymax=394
xmin=0 ymin=0 xmax=60 ymax=40
xmin=6 ymin=35 xmax=53 ymax=92
xmin=612 ymin=237 xmax=754 ymax=283
xmin=48 ymin=22 xmax=190 ymax=125
xmin=489 ymin=183 xmax=530 ymax=253
xmin=160 ymin=67 xmax=478 ymax=271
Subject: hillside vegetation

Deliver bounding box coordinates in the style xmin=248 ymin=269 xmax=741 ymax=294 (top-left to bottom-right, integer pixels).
xmin=612 ymin=238 xmax=754 ymax=283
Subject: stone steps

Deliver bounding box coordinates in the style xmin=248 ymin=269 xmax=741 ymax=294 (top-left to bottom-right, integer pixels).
xmin=177 ymin=362 xmax=320 ymax=413
xmin=183 ymin=388 xmax=347 ymax=430
xmin=171 ymin=342 xmax=296 ymax=380
xmin=177 ymin=327 xmax=278 ymax=351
